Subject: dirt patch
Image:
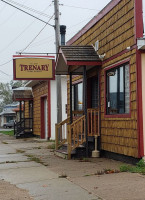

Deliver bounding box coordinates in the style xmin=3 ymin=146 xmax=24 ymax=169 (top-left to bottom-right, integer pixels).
xmin=0 ymin=180 xmax=33 ymax=200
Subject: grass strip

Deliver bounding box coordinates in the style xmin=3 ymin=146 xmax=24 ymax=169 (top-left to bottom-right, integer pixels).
xmin=0 ymin=130 xmax=14 ymax=136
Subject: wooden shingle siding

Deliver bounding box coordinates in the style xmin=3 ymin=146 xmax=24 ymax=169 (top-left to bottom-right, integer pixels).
xmin=24 ymin=101 xmax=29 ymax=118
xmin=68 ymin=0 xmax=139 ymax=157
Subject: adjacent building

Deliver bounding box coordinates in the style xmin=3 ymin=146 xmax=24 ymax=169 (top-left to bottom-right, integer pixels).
xmin=0 ymin=102 xmax=18 ymax=127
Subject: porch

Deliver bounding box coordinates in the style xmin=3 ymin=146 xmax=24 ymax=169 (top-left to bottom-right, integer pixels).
xmin=55 ymin=45 xmax=102 ymax=159
xmin=13 ymin=87 xmax=33 ymax=138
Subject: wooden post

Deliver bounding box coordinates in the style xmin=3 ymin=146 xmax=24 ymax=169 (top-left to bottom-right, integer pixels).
xmin=70 ymin=72 xmax=73 ymax=124
xmin=20 ymin=101 xmax=22 ymax=121
xmin=98 ymin=71 xmax=101 ymax=138
xmin=98 ymin=110 xmax=100 ymax=136
xmin=83 ymin=66 xmax=88 ymax=157
xmin=55 ymin=124 xmax=59 ymax=150
xmin=24 ymin=101 xmax=25 ymax=119
xmin=67 ymin=124 xmax=71 ymax=159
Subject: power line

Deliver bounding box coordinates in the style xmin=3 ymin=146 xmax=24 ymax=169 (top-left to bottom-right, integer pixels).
xmin=60 ymin=4 xmax=100 ymax=11
xmin=6 ymin=0 xmax=52 ymax=18
xmin=0 ymin=59 xmax=12 ymax=67
xmin=30 ymin=17 xmax=93 ymax=47
xmin=26 ymin=35 xmax=54 ymax=48
xmin=0 ymin=9 xmax=17 ymax=26
xmin=21 ymin=16 xmax=94 ymax=49
xmin=0 ymin=0 xmax=28 ymax=26
xmin=0 ymin=69 xmax=11 ymax=76
xmin=0 ymin=0 xmax=54 ymax=27
xmin=19 ymin=14 xmax=55 ymax=53
xmin=0 ymin=59 xmax=13 ymax=76
xmin=0 ymin=3 xmax=6 ymax=13
xmin=0 ymin=2 xmax=54 ymax=54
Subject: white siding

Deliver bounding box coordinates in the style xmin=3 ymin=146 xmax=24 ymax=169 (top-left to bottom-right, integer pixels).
xmin=50 ymin=76 xmax=67 ymax=139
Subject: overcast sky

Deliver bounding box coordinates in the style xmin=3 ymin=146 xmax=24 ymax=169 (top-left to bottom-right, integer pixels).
xmin=0 ymin=0 xmax=144 ymax=83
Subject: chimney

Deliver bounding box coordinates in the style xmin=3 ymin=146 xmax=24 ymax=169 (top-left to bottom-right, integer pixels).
xmin=60 ymin=25 xmax=66 ymax=46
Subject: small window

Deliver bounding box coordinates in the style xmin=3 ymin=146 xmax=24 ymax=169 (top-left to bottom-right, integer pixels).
xmin=72 ymin=83 xmax=83 ymax=111
xmin=106 ymin=63 xmax=130 ymax=115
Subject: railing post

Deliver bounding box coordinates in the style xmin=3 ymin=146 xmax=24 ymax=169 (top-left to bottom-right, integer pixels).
xmin=55 ymin=124 xmax=59 ymax=150
xmin=98 ymin=110 xmax=100 ymax=136
xmin=14 ymin=121 xmax=16 ymax=135
xmin=83 ymin=66 xmax=88 ymax=157
xmin=67 ymin=124 xmax=71 ymax=160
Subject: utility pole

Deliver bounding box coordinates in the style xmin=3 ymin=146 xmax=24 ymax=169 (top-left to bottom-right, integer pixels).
xmin=54 ymin=0 xmax=60 ymax=53
xmin=54 ymin=0 xmax=62 ymax=126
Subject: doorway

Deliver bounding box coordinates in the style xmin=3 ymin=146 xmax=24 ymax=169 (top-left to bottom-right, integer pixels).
xmin=41 ymin=96 xmax=48 ymax=139
xmin=87 ymin=75 xmax=99 ymax=109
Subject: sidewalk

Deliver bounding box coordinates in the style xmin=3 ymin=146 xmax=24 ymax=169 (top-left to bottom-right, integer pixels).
xmin=0 ymin=133 xmax=145 ymax=200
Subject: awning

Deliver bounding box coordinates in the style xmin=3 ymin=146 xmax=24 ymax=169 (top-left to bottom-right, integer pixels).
xmin=56 ymin=45 xmax=102 ymax=75
xmin=13 ymin=87 xmax=33 ymax=101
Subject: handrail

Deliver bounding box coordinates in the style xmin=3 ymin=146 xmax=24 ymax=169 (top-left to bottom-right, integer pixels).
xmin=55 ymin=117 xmax=70 ymax=150
xmin=14 ymin=118 xmax=33 ymax=137
xmin=55 ymin=108 xmax=100 ymax=159
xmin=55 ymin=112 xmax=83 ymax=150
xmin=57 ymin=117 xmax=70 ymax=128
xmin=67 ymin=115 xmax=86 ymax=159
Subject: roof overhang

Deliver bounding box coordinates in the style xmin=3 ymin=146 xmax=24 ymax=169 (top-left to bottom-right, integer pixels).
xmin=56 ymin=45 xmax=102 ymax=75
xmin=137 ymin=38 xmax=145 ymax=50
xmin=13 ymin=87 xmax=33 ymax=101
xmin=24 ymin=80 xmax=44 ymax=87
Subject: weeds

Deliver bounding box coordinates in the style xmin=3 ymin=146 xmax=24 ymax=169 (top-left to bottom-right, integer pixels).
xmin=59 ymin=172 xmax=67 ymax=178
xmin=26 ymin=154 xmax=48 ymax=166
xmin=2 ymin=141 xmax=8 ymax=144
xmin=0 ymin=161 xmax=18 ymax=164
xmin=48 ymin=140 xmax=55 ymax=143
xmin=84 ymin=169 xmax=120 ymax=177
xmin=26 ymin=154 xmax=41 ymax=163
xmin=79 ymin=157 xmax=90 ymax=162
xmin=47 ymin=143 xmax=55 ymax=149
xmin=16 ymin=149 xmax=25 ymax=154
xmin=84 ymin=174 xmax=92 ymax=177
xmin=33 ymin=146 xmax=41 ymax=149
xmin=120 ymin=159 xmax=145 ymax=174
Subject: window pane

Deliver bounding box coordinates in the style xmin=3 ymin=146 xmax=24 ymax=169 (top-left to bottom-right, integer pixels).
xmin=125 ymin=64 xmax=130 ymax=113
xmin=74 ymin=85 xmax=78 ymax=110
xmin=108 ymin=69 xmax=118 ymax=114
xmin=106 ymin=63 xmax=130 ymax=115
xmin=78 ymin=83 xmax=83 ymax=110
xmin=119 ymin=66 xmax=124 ymax=114
xmin=73 ymin=83 xmax=83 ymax=111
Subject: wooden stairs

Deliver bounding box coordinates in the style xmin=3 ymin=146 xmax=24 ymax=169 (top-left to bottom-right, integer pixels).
xmin=55 ymin=108 xmax=100 ymax=159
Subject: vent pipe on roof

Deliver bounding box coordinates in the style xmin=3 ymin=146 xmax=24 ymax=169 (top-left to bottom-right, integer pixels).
xmin=60 ymin=25 xmax=66 ymax=46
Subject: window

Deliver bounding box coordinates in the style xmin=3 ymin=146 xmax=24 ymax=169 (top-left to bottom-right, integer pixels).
xmin=106 ymin=63 xmax=130 ymax=115
xmin=72 ymin=83 xmax=83 ymax=111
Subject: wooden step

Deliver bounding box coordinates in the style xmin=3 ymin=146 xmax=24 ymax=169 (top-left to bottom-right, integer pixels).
xmin=55 ymin=142 xmax=87 ymax=159
xmin=16 ymin=131 xmax=34 ymax=139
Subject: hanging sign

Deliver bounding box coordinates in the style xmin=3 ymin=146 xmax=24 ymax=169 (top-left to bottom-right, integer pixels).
xmin=13 ymin=55 xmax=55 ymax=80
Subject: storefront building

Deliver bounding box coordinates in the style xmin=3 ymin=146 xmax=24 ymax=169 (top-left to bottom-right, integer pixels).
xmin=55 ymin=0 xmax=145 ymax=160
